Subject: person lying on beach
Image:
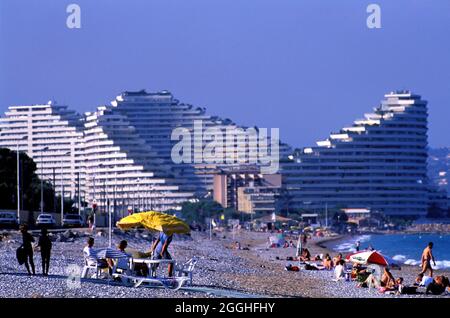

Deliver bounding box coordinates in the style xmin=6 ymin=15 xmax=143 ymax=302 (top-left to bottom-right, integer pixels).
xmin=314 ymin=254 xmax=322 ymax=261
xmin=426 ymin=276 xmax=449 ymax=295
xmin=414 ymin=273 xmax=433 ymax=288
xmin=394 ymin=277 xmax=404 ymax=294
xmin=358 ymin=267 xmax=395 ymax=289
xmin=359 ymin=273 xmax=376 ymax=288
xmin=358 ymin=267 xmax=394 ymax=292
xmin=304 ymin=263 xmax=324 ymax=270
xmin=323 ymin=254 xmax=334 ymax=270
xmin=285 ymin=264 xmax=300 ymax=272
xmin=386 ymin=277 xmax=403 ymax=294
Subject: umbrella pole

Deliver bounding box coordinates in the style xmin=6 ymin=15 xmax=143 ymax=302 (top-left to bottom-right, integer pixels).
xmin=209 ymin=218 xmax=212 ymax=240
xmin=108 ymin=200 xmax=112 ymax=248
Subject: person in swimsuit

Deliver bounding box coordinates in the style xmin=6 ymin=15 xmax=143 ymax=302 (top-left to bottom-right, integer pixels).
xmin=420 ymin=242 xmax=436 ymax=277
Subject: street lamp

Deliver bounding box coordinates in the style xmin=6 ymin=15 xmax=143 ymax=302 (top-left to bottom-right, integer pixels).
xmin=136 ymin=178 xmax=140 ymax=212
xmin=40 ymin=147 xmax=49 ymax=214
xmin=16 ymin=135 xmax=27 ymax=223
xmin=149 ymin=185 xmax=154 ymax=211
xmin=97 ymin=163 xmax=105 ymax=212
xmin=60 ymin=151 xmax=71 ymax=225
xmin=92 ymin=172 xmax=97 ymax=227
xmin=77 ymin=171 xmax=81 ymax=216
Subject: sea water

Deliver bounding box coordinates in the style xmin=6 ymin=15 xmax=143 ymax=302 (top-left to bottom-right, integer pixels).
xmin=330 ymin=233 xmax=450 ymax=269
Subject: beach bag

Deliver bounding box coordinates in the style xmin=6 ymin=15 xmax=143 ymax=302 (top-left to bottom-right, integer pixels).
xmin=16 ymin=246 xmax=26 ymax=265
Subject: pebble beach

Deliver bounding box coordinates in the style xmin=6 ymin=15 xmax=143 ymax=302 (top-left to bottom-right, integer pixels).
xmin=0 ymin=228 xmax=449 ymax=298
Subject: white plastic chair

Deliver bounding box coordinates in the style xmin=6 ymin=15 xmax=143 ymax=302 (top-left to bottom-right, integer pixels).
xmin=81 ymin=256 xmax=108 ymax=279
xmin=176 ymin=257 xmax=198 ymax=286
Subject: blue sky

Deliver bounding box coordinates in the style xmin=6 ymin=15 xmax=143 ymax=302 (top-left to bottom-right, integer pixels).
xmin=1 ymin=0 xmax=449 ymax=148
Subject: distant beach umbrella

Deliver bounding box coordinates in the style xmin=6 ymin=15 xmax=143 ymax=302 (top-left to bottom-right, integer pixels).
xmin=346 ymin=250 xmax=401 ymax=269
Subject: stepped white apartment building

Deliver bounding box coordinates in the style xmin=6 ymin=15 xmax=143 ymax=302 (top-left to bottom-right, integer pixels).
xmin=0 ymin=102 xmax=84 ymax=202
xmin=0 ymin=100 xmax=194 ymax=213
xmin=281 ymin=91 xmax=429 ymax=218
xmin=83 ymin=104 xmax=193 ymax=212
xmin=0 ymin=90 xmax=287 ymax=214
xmin=105 ymin=90 xmax=290 ymax=192
xmin=0 ymin=90 xmax=430 ymax=218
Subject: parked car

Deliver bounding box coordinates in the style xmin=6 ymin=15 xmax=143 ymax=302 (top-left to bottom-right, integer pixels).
xmin=36 ymin=213 xmax=56 ymax=228
xmin=62 ymin=214 xmax=84 ymax=228
xmin=0 ymin=212 xmax=19 ymax=229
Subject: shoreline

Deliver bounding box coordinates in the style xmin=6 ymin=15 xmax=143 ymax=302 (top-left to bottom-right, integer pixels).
xmin=0 ymin=229 xmax=449 ymax=298
xmin=309 ymin=232 xmax=450 ymax=273
xmin=221 ymin=230 xmax=450 ymax=298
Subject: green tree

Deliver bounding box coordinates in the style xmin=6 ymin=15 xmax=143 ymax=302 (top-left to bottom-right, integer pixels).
xmin=0 ymin=148 xmax=55 ymax=212
xmin=180 ymin=199 xmax=224 ymax=224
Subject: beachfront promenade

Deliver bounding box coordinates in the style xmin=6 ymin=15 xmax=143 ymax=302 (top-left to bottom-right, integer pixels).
xmin=0 ymin=229 xmax=448 ymax=298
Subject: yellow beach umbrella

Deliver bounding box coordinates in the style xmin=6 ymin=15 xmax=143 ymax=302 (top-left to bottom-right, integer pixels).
xmin=116 ymin=211 xmax=190 ymax=235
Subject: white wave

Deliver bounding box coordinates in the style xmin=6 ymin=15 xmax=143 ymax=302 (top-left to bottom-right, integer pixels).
xmin=392 ymin=254 xmax=406 ymax=262
xmin=334 ymin=235 xmax=372 ymax=252
xmin=334 ymin=242 xmax=355 ymax=252
xmin=434 ymin=260 xmax=450 ymax=270
xmin=404 ymin=259 xmax=420 ymax=266
xmin=357 ymin=235 xmax=372 ymax=243
xmin=400 ymin=258 xmax=450 ymax=269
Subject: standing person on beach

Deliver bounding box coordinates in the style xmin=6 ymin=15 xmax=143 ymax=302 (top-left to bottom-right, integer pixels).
xmin=37 ymin=228 xmax=52 ymax=276
xmin=150 ymin=231 xmax=174 ymax=277
xmin=420 ymin=242 xmax=436 ymax=277
xmin=355 ymin=241 xmax=360 ymax=252
xmin=19 ymin=225 xmax=35 ymax=276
